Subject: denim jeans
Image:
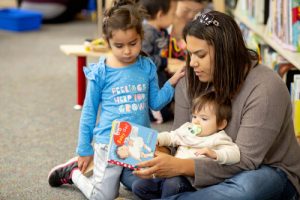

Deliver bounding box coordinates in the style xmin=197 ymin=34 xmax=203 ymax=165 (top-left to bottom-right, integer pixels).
xmin=132 ymin=176 xmax=196 ymax=200
xmin=121 ymin=166 xmax=299 ymax=200
xmin=121 ymin=168 xmax=139 ymax=191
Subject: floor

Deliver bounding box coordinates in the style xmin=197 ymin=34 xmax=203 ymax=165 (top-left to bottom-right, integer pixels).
xmin=0 ymin=11 xmax=173 ymax=200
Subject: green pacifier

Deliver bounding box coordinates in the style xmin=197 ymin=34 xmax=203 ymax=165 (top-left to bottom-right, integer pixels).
xmin=188 ymin=125 xmax=202 ymax=136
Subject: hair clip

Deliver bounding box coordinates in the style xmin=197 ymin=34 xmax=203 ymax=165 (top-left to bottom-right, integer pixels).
xmin=193 ymin=10 xmax=219 ymax=27
xmin=103 ymin=16 xmax=109 ymax=23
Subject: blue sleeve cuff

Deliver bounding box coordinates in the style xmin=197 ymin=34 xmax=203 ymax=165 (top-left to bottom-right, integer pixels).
xmin=76 ymin=144 xmax=94 ymax=156
xmin=165 ymin=80 xmax=175 ymax=92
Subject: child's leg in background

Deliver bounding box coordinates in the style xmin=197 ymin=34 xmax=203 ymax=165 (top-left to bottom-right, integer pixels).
xmin=132 ymin=178 xmax=165 ymax=200
xmin=161 ymin=176 xmax=196 ymax=198
xmin=150 ymin=110 xmax=163 ymax=124
xmin=72 ymin=143 xmax=123 ymax=200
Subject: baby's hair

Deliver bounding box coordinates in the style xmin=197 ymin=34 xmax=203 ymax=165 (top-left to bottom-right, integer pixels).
xmin=192 ymin=91 xmax=232 ymax=127
xmin=139 ymin=0 xmax=173 ymax=20
xmin=102 ymin=0 xmax=147 ymax=40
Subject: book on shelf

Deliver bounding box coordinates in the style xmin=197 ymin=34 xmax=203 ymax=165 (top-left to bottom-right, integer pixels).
xmin=236 ymin=0 xmax=299 ymax=52
xmin=107 ymin=120 xmax=158 ymax=169
xmin=291 ymin=0 xmax=300 ymax=51
xmin=292 ymin=74 xmax=300 ymax=137
xmin=236 ymin=0 xmax=270 ymax=24
xmin=267 ymin=0 xmax=300 ymax=51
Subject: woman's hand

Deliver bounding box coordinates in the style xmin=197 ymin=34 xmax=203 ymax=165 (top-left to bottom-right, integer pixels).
xmin=78 ymin=155 xmax=93 ymax=173
xmin=133 ymin=151 xmax=195 ymax=179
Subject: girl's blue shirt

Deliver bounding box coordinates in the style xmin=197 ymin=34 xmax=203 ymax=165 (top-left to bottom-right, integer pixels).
xmin=76 ymin=55 xmax=174 ymax=156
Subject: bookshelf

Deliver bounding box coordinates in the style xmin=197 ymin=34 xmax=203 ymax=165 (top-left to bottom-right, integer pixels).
xmin=233 ymin=9 xmax=300 ymax=70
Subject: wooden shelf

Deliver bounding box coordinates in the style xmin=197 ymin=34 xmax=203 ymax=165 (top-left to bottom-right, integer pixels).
xmin=233 ymin=10 xmax=300 ymax=70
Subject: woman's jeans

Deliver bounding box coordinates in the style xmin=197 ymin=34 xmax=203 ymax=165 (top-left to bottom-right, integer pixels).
xmin=132 ymin=176 xmax=195 ymax=199
xmin=121 ymin=165 xmax=299 ymax=200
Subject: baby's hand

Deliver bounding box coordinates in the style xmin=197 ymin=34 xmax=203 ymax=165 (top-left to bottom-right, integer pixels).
xmin=194 ymin=148 xmax=217 ymax=160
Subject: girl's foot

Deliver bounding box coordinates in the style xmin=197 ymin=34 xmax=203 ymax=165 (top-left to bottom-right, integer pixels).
xmin=48 ymin=157 xmax=78 ymax=187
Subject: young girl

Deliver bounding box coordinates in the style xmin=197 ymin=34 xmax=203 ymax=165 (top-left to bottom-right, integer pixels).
xmin=47 ymin=0 xmax=184 ymax=199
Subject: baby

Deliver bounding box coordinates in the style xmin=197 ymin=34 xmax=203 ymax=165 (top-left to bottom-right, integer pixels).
xmin=132 ymin=91 xmax=240 ymax=199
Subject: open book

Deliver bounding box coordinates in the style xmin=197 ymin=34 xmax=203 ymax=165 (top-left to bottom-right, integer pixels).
xmin=107 ymin=120 xmax=158 ymax=169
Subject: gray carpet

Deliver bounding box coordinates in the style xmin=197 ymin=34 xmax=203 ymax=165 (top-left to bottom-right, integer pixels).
xmin=0 ymin=19 xmax=173 ymax=200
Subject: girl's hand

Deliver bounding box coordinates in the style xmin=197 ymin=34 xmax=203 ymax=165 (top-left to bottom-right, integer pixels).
xmin=78 ymin=155 xmax=93 ymax=173
xmin=167 ymin=58 xmax=186 ymax=74
xmin=168 ymin=65 xmax=186 ymax=86
xmin=133 ymin=151 xmax=194 ymax=179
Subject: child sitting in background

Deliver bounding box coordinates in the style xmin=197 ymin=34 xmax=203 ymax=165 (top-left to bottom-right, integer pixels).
xmin=139 ymin=0 xmax=178 ymax=124
xmin=168 ymin=0 xmax=208 ymax=60
xmin=132 ymin=91 xmax=240 ymax=199
xmin=47 ymin=0 xmax=184 ymax=199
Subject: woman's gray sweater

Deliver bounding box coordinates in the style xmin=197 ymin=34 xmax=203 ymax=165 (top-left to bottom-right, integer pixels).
xmin=173 ymin=64 xmax=300 ymax=194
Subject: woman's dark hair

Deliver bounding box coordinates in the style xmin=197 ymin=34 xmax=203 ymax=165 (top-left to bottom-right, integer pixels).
xmin=139 ymin=0 xmax=172 ymax=20
xmin=192 ymin=91 xmax=231 ymax=127
xmin=183 ymin=11 xmax=258 ymax=101
xmin=178 ymin=0 xmax=208 ymax=3
xmin=102 ymin=0 xmax=147 ymax=40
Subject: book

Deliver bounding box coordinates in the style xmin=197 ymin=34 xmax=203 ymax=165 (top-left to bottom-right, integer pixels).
xmin=107 ymin=120 xmax=158 ymax=169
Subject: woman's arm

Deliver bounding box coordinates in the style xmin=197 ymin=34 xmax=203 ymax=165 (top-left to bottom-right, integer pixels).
xmin=173 ymin=78 xmax=191 ymax=129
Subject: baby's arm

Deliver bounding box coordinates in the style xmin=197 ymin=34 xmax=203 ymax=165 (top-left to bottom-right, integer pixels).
xmin=158 ymin=123 xmax=193 ymax=147
xmin=214 ymin=143 xmax=240 ymax=165
xmin=194 ymin=148 xmax=217 ymax=160
xmin=158 ymin=129 xmax=184 ymax=147
xmin=208 ymin=132 xmax=240 ymax=165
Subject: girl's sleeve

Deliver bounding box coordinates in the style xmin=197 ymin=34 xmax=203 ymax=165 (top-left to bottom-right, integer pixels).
xmin=76 ymin=62 xmax=103 ymax=156
xmin=148 ymin=59 xmax=174 ymax=110
xmin=192 ymin=79 xmax=292 ymax=188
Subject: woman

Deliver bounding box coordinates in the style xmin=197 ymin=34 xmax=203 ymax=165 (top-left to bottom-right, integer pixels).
xmin=122 ymin=11 xmax=300 ymax=199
